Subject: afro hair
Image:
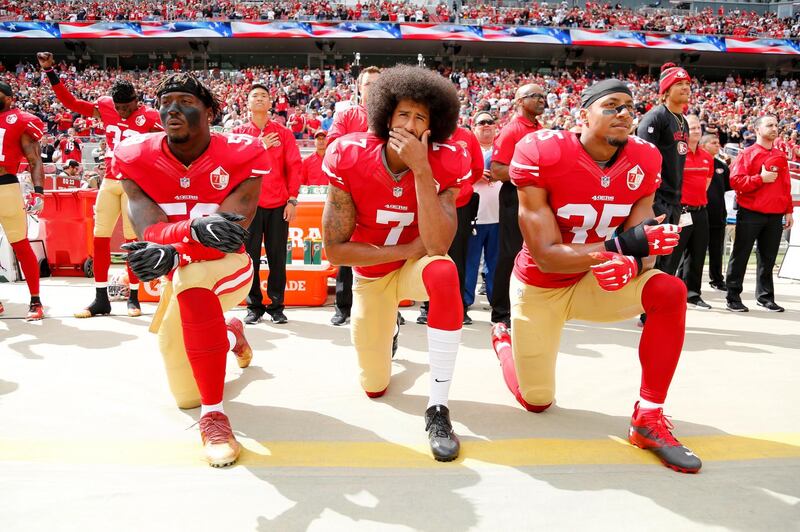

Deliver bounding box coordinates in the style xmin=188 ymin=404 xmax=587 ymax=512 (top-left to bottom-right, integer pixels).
xmin=110 ymin=79 xmax=137 ymax=104
xmin=367 ymin=65 xmax=460 ymax=143
xmin=154 ymin=72 xmax=222 ymax=120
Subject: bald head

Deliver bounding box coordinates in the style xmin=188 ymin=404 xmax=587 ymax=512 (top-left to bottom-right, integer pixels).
xmin=515 ymin=84 xmax=543 ymax=102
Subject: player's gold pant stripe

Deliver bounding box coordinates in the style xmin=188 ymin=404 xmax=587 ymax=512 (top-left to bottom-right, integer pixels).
xmin=0 ymin=433 xmax=797 ymax=468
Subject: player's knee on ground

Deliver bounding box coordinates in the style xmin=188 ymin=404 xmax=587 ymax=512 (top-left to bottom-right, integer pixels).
xmin=642 ymin=273 xmax=687 ymax=314
xmin=519 ymin=387 xmax=554 ymax=413
xmin=422 ymin=259 xmax=461 ymax=330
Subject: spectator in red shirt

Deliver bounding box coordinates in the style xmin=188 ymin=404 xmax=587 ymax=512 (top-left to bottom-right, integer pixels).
xmin=54 ymin=128 xmax=82 ymax=163
xmin=300 ymin=129 xmax=328 ymax=186
xmin=726 ymin=114 xmax=794 ymax=312
xmin=287 ymin=107 xmax=306 ymax=140
xmin=55 ymin=109 xmax=73 ymax=132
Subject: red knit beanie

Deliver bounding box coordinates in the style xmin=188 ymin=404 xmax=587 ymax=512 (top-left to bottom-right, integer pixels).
xmin=659 ymin=63 xmax=691 ymax=96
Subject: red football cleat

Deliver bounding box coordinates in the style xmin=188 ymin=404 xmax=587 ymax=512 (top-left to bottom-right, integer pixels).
xmin=628 ymin=402 xmax=702 ymax=474
xmin=226 ymin=317 xmax=252 ymax=368
xmin=491 ymin=322 xmax=511 ymax=360
xmin=199 ymin=411 xmax=241 ymax=467
xmin=26 ymin=302 xmax=44 ymax=321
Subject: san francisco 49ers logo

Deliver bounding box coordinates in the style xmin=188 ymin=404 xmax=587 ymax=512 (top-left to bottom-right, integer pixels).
xmin=6 ymin=114 xmax=17 ymax=125
xmin=135 ymin=115 xmax=146 ymax=127
xmin=677 ymin=141 xmax=688 ymax=155
xmin=209 ymin=166 xmax=230 ymax=190
xmin=626 ymin=165 xmax=645 ymax=191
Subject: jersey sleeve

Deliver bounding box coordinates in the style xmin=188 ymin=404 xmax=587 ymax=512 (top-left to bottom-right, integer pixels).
xmin=326 ymin=108 xmax=352 ymax=143
xmin=322 ymin=138 xmax=352 ymax=193
xmin=509 ymin=132 xmax=549 ymax=188
xmin=635 ymin=137 xmax=663 ymax=196
xmin=22 ymin=113 xmax=45 ymax=142
xmin=147 ymin=108 xmax=164 ymax=131
xmin=491 ymin=121 xmax=520 ymax=165
xmin=430 ymin=141 xmax=471 ymax=191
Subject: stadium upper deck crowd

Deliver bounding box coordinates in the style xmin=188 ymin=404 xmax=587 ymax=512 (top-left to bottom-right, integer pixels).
xmin=0 ymin=0 xmax=798 ymax=39
xmin=3 ymin=59 xmax=800 ymax=162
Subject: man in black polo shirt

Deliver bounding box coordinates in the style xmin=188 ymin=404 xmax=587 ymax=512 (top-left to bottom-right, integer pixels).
xmin=700 ymin=133 xmax=731 ymax=291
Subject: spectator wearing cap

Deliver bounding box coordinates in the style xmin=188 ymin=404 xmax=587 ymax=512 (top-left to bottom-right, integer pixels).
xmin=233 ymin=82 xmax=302 ymax=325
xmin=636 ymin=63 xmax=691 ymax=288
xmin=489 ymin=83 xmax=544 ymax=328
xmin=725 ymin=114 xmax=794 ymax=313
xmin=663 ymin=115 xmax=715 ymax=309
xmin=464 ymin=111 xmax=500 ymax=312
xmin=301 ymin=129 xmax=328 ymax=186
xmin=56 ymin=159 xmax=82 ymax=189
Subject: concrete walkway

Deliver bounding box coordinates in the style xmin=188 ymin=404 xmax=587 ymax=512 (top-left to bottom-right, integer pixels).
xmin=1 ymin=270 xmax=798 ymax=531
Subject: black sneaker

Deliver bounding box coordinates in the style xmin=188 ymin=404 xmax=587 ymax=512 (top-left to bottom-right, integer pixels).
xmin=726 ymin=301 xmax=749 ymax=313
xmin=392 ymin=313 xmax=400 ymax=359
xmin=268 ymin=310 xmax=288 ymax=324
xmin=331 ymin=308 xmax=349 ymax=326
xmin=397 ymin=312 xmax=405 ymax=326
xmin=416 ymin=306 xmax=428 ymax=325
xmin=708 ymin=281 xmax=726 ymax=291
xmin=424 ymin=405 xmax=460 ymax=462
xmin=477 ymin=280 xmax=487 ymax=296
xmin=462 ymin=312 xmax=473 ymax=325
xmin=757 ymin=301 xmax=785 ymax=312
xmin=243 ymin=309 xmax=263 ymax=324
xmin=687 ymin=298 xmax=711 ymax=310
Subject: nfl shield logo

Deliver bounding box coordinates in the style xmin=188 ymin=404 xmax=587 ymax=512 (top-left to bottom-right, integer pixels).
xmin=180 ymin=176 xmax=190 ymax=188
xmin=393 ymin=186 xmax=403 ymax=198
xmin=209 ymin=166 xmax=229 ymax=191
xmin=600 ymin=175 xmax=610 ymax=188
xmin=627 ymin=165 xmax=645 ymax=191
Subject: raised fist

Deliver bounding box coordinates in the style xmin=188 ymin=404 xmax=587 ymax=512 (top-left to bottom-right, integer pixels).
xmin=36 ymin=52 xmax=54 ymax=69
xmin=190 ymin=212 xmax=248 ymax=253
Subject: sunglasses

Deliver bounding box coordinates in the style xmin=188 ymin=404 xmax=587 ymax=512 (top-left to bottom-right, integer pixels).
xmin=476 ymin=119 xmax=495 ymax=126
xmin=519 ymin=94 xmax=545 ymax=101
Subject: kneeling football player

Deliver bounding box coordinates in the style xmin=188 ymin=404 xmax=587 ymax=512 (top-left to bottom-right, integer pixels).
xmin=492 ymin=79 xmax=702 ymax=473
xmin=118 ymin=73 xmax=270 ymax=467
xmin=322 ymin=65 xmax=471 ymax=462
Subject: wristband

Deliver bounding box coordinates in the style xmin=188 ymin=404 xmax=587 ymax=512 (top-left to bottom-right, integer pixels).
xmin=44 ymin=68 xmax=60 ymax=85
xmin=143 ymin=220 xmax=193 ymax=245
xmin=34 ymin=186 xmax=44 ymax=194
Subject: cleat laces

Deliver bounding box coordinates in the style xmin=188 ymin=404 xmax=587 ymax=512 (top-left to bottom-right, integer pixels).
xmin=641 ymin=408 xmax=680 ymax=447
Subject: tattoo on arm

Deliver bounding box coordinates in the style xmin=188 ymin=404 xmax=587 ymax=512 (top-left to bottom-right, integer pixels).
xmin=219 ymin=175 xmax=261 ymax=228
xmin=322 ymin=186 xmax=356 ymax=248
xmin=121 ymin=179 xmax=168 ymax=239
xmin=21 ymin=134 xmax=44 ymax=189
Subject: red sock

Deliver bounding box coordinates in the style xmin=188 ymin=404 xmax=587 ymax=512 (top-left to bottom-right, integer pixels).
xmin=124 ymin=239 xmax=140 ymax=286
xmin=93 ymin=237 xmax=111 ymax=284
xmin=11 ymin=239 xmax=39 ymax=296
xmin=640 ymin=274 xmax=686 ymax=403
xmin=497 ymin=344 xmax=550 ymax=412
xmin=176 ymin=288 xmax=228 ymax=405
xmin=421 ymin=259 xmax=462 ymax=331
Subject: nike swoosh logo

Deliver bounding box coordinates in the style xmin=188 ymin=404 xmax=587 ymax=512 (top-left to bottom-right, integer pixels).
xmin=434 ymin=379 xmax=450 ymax=383
xmin=153 ymin=249 xmax=165 ymax=269
xmin=206 ymin=224 xmax=221 ymax=241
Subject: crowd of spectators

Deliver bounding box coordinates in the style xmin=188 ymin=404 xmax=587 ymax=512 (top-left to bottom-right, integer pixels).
xmin=0 ymin=1 xmax=798 ymax=39
xmin=4 ymin=58 xmax=800 ymax=163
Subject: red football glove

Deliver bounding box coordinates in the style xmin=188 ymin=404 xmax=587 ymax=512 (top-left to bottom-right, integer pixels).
xmin=589 ymin=252 xmax=639 ymax=292
xmin=24 ymin=192 xmax=44 ymax=215
xmin=643 ymin=222 xmax=681 ymax=255
xmin=172 ymin=241 xmax=226 ymax=267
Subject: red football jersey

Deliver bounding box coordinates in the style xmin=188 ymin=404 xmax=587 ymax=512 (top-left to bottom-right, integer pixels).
xmin=510 ymin=130 xmax=662 ymax=288
xmin=97 ymin=97 xmax=163 ymax=174
xmin=323 ymin=132 xmax=471 ymax=278
xmin=326 ymin=105 xmax=368 ymax=143
xmin=113 ymin=132 xmax=272 ymax=226
xmin=0 ymin=109 xmax=45 ymax=174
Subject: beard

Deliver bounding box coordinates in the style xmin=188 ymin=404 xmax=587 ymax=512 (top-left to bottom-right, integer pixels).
xmin=167 ymin=131 xmax=191 ymax=144
xmin=606 ymin=135 xmax=628 ymax=148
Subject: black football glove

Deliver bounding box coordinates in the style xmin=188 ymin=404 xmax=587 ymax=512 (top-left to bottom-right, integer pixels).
xmin=190 ymin=212 xmax=248 ymax=253
xmin=121 ymin=241 xmax=178 ymax=282
xmin=604 ymin=218 xmax=680 ymax=257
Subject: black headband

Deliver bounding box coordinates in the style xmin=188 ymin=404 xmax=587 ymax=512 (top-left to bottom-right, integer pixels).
xmin=157 ymin=77 xmax=205 ymax=100
xmin=0 ymin=81 xmax=12 ymax=97
xmin=581 ymin=79 xmax=632 ymax=109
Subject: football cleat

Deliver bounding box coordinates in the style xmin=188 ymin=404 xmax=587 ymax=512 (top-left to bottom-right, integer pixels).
xmin=628 ymin=402 xmax=702 ymax=474
xmin=226 ymin=317 xmax=252 ymax=368
xmin=74 ymin=296 xmax=112 ymax=318
xmin=199 ymin=411 xmax=241 ymax=468
xmin=425 ymin=405 xmax=460 ymax=462
xmin=0 ymin=301 xmax=4 ymax=315
xmin=127 ymin=292 xmax=142 ymax=317
xmin=491 ymin=322 xmax=511 ymax=358
xmin=26 ymin=302 xmax=45 ymax=321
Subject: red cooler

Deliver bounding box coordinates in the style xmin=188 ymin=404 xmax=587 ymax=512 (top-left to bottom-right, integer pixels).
xmin=38 ymin=189 xmax=97 ymax=277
